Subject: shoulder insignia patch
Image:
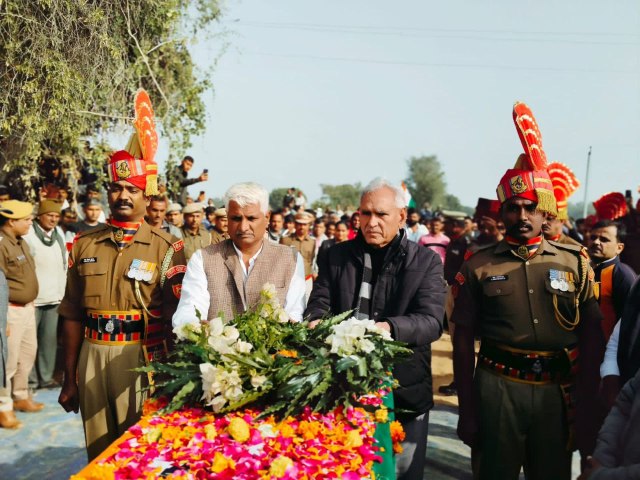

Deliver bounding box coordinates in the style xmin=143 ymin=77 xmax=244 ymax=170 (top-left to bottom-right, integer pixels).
xmin=464 ymin=250 xmax=474 ymax=261
xmin=172 ymin=240 xmax=184 ymax=252
xmin=172 ymin=284 xmax=182 ymax=299
xmin=166 ymin=265 xmax=187 ymax=279
xmin=455 ymin=271 xmax=465 ymax=285
xmin=68 ymin=256 xmax=74 ymax=269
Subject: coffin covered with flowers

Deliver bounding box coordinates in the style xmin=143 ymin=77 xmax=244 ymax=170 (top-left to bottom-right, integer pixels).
xmin=73 ymin=284 xmax=410 ymax=480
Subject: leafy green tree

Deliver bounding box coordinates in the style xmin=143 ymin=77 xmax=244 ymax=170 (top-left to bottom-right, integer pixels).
xmin=0 ymin=0 xmax=221 ymax=199
xmin=269 ymin=187 xmax=290 ymax=211
xmin=319 ymin=183 xmax=362 ymax=210
xmin=404 ymin=155 xmax=447 ymax=208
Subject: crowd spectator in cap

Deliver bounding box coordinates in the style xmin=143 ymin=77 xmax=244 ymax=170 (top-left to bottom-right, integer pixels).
xmin=405 ymin=207 xmax=429 ymax=243
xmin=267 ymin=210 xmax=285 ymax=244
xmin=280 ymin=211 xmax=316 ymax=282
xmin=173 ymin=155 xmax=208 ymax=207
xmin=145 ymin=195 xmax=182 ymax=239
xmin=74 ymin=198 xmax=105 ymax=234
xmin=0 ymin=200 xmax=43 ymax=428
xmin=166 ymin=203 xmax=183 ymax=228
xmin=209 ymin=208 xmax=229 ymax=245
xmin=181 ymin=203 xmax=211 ymax=262
xmin=24 ymin=200 xmax=67 ymax=390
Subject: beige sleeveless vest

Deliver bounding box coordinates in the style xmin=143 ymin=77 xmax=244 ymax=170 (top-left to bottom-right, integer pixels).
xmin=201 ymin=239 xmax=297 ymax=320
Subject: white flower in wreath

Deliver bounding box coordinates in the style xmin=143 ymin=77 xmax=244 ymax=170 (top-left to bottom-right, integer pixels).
xmin=261 ymin=282 xmax=278 ymax=300
xmin=326 ymin=317 xmax=390 ymax=356
xmin=207 ymin=317 xmax=240 ymax=355
xmin=172 ymin=317 xmax=202 ymax=342
xmin=234 ymin=339 xmax=254 ymax=354
xmin=251 ymin=374 xmax=267 ymax=389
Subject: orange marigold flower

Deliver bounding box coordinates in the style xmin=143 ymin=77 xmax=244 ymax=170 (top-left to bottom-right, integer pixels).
xmin=393 ymin=443 xmax=404 ymax=454
xmin=345 ymin=429 xmax=363 ymax=448
xmin=276 ymin=349 xmax=298 ymax=358
xmin=390 ymin=420 xmax=406 ymax=442
xmin=211 ymin=452 xmax=234 ymax=473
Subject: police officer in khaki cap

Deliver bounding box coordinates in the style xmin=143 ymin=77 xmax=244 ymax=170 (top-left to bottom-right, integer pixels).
xmin=180 ymin=203 xmax=211 ymax=261
xmin=57 ymin=91 xmax=187 ymax=460
xmin=280 ymin=211 xmax=316 ymax=281
xmin=0 ymin=200 xmax=41 ymax=429
xmin=210 ymin=207 xmax=229 ymax=245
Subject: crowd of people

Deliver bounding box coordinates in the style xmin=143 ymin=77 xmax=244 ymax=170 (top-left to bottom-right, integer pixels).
xmin=1 ymin=104 xmax=640 ymax=480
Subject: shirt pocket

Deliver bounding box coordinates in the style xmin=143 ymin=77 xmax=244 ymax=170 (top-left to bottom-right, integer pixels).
xmin=77 ymin=263 xmax=108 ymax=307
xmin=544 ymin=278 xmax=578 ymax=321
xmin=482 ymin=282 xmax=514 ymax=297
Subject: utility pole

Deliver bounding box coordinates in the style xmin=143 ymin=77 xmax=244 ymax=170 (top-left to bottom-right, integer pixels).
xmin=581 ymin=146 xmax=592 ymax=219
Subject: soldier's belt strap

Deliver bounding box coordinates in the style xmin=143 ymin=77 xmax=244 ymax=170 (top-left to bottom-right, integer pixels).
xmin=86 ymin=316 xmax=143 ymax=335
xmin=84 ymin=309 xmax=161 ymax=345
xmin=478 ymin=341 xmax=578 ymax=385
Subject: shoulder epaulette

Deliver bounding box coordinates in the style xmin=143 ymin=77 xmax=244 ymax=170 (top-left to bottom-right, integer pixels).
xmin=465 ymin=242 xmax=495 ymax=260
xmin=547 ymin=239 xmax=582 ymax=254
xmin=77 ymin=224 xmax=110 ymax=238
xmin=149 ymin=226 xmax=175 ymax=245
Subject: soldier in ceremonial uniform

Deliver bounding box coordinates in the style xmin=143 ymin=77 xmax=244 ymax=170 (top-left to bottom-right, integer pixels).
xmin=452 ymin=102 xmax=605 ymax=480
xmin=57 ymin=91 xmax=186 ymax=460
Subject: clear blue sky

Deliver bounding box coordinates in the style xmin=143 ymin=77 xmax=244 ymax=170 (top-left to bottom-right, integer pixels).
xmin=172 ymin=0 xmax=639 ymax=209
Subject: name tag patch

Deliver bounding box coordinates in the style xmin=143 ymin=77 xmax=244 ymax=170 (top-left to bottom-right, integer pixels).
xmin=487 ymin=275 xmax=508 ymax=282
xmin=81 ymin=257 xmax=97 ymax=264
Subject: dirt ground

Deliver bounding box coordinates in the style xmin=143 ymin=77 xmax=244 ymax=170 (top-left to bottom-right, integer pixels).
xmin=431 ymin=332 xmax=459 ymax=408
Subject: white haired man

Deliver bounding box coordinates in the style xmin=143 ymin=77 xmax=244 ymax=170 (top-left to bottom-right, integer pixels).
xmin=173 ymin=182 xmax=306 ymax=326
xmin=306 ymin=178 xmax=447 ymax=480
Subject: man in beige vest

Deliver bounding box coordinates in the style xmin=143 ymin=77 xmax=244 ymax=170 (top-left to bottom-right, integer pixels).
xmin=173 ymin=182 xmax=306 ymax=325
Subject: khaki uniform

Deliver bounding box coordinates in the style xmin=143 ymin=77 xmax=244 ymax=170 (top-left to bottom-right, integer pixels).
xmin=452 ymin=238 xmax=603 ymax=480
xmin=280 ymin=235 xmax=315 ymax=277
xmin=58 ymin=222 xmax=186 ymax=460
xmin=0 ymin=230 xmax=38 ymax=402
xmin=210 ymin=228 xmax=229 ymax=245
xmin=181 ymin=226 xmax=211 ymax=261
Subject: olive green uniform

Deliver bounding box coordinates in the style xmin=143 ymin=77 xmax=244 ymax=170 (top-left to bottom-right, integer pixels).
xmin=181 ymin=226 xmax=211 ymax=262
xmin=0 ymin=230 xmax=38 ymax=402
xmin=58 ymin=222 xmax=186 ymax=460
xmin=210 ymin=228 xmax=229 ymax=245
xmin=280 ymin=235 xmax=315 ymax=277
xmin=452 ymin=238 xmax=603 ymax=480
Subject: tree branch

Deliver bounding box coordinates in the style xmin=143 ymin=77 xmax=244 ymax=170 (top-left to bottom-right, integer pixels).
xmin=124 ymin=2 xmax=171 ymax=116
xmin=75 ymin=110 xmax=132 ymax=121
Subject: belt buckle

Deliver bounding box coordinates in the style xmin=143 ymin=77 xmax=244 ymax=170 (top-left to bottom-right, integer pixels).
xmin=104 ymin=319 xmax=115 ymax=334
xmin=531 ymin=359 xmax=543 ymax=374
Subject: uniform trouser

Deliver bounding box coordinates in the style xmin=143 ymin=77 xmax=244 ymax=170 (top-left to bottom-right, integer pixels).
xmin=0 ymin=303 xmax=37 ymax=402
xmin=472 ymin=367 xmax=572 ymax=480
xmin=78 ymin=341 xmax=147 ymax=461
xmin=395 ymin=412 xmax=430 ymax=480
xmin=28 ymin=304 xmax=59 ymax=387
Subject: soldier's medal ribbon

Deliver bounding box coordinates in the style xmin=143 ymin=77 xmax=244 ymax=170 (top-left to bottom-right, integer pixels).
xmin=128 ymin=259 xmax=142 ymax=279
xmin=550 ymin=269 xmax=560 ymax=290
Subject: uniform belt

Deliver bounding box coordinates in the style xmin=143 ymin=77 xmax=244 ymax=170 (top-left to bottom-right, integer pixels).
xmin=9 ymin=302 xmax=25 ymax=307
xmin=86 ymin=317 xmax=144 ymax=335
xmin=478 ymin=341 xmax=578 ymax=385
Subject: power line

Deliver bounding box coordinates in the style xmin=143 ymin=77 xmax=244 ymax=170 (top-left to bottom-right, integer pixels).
xmin=247 ymin=51 xmax=639 ymax=74
xmin=235 ymin=20 xmax=640 ymax=46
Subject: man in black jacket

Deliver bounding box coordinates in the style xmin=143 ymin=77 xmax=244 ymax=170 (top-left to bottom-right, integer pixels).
xmin=305 ymin=178 xmax=446 ymax=480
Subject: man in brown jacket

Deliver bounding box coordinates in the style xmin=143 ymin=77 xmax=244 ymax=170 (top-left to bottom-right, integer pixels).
xmin=173 ymin=182 xmax=306 ymax=327
xmin=0 ymin=200 xmax=41 ymax=429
